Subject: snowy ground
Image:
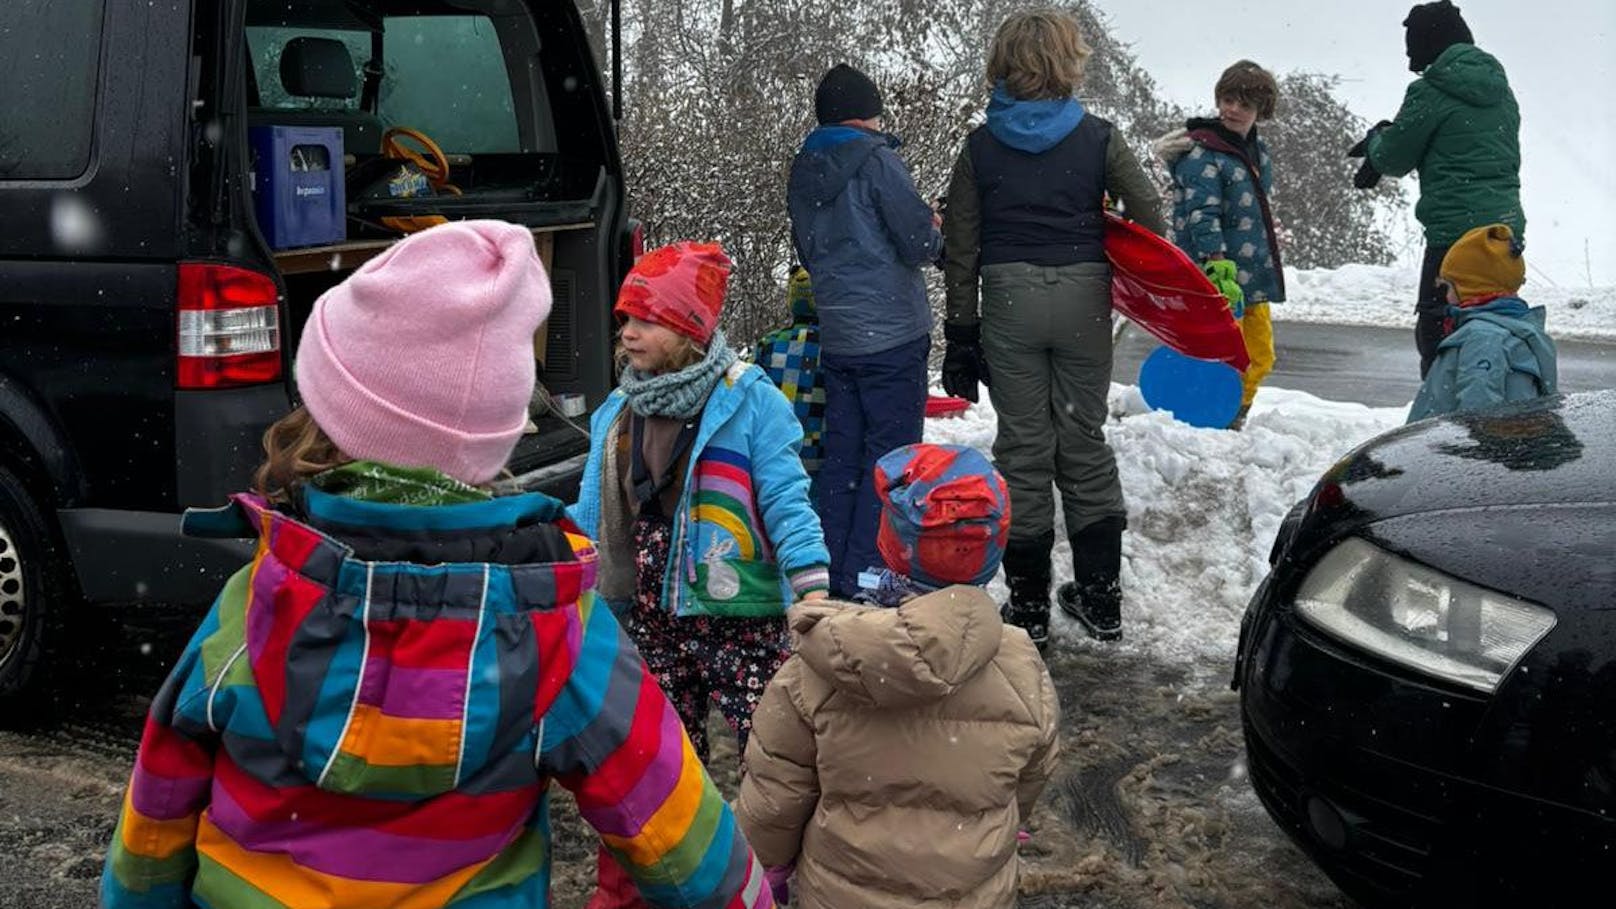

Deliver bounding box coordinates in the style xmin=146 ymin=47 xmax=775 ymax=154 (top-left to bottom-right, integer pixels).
xmin=926 ymin=382 xmax=1408 ymax=684
xmin=1274 ymin=263 xmax=1615 ymax=341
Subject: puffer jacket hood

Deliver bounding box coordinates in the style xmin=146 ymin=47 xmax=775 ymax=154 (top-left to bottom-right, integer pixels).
xmin=791 ymin=586 xmax=1003 ymax=707
xmin=1424 ymin=43 xmax=1509 ymax=107
xmin=790 ymin=126 xmax=891 ymax=205
xmin=736 ymin=586 xmax=1060 ymax=909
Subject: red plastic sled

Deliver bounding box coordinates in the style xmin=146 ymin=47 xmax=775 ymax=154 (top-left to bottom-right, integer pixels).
xmin=1104 ymin=213 xmax=1249 ymax=372
xmin=925 ymin=395 xmax=971 ymax=419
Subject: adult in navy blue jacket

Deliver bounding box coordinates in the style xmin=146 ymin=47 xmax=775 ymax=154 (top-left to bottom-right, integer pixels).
xmin=788 ymin=63 xmax=942 ymax=598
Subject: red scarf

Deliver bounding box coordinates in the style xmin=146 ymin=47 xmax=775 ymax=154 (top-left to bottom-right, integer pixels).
xmin=1442 ymin=292 xmax=1513 ymax=337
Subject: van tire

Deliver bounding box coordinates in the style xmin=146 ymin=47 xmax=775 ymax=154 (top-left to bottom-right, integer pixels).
xmin=0 ymin=465 xmax=72 ymax=728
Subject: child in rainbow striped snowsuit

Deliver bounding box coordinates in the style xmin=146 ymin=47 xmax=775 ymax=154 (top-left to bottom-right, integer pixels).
xmin=101 ymin=221 xmax=773 ymax=909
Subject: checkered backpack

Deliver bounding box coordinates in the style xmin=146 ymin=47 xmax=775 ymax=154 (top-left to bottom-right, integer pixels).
xmin=754 ymin=267 xmax=825 ymax=476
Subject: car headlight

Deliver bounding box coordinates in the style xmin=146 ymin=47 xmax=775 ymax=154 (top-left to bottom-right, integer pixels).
xmin=1294 ymin=537 xmax=1556 ymax=694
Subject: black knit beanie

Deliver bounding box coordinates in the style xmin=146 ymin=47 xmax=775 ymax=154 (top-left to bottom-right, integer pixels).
xmin=1404 ymin=1 xmax=1474 ymax=73
xmin=814 ymin=64 xmax=883 ymax=125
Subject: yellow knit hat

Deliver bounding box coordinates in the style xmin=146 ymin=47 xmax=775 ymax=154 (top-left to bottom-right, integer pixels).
xmin=1439 ymin=224 xmax=1525 ymax=303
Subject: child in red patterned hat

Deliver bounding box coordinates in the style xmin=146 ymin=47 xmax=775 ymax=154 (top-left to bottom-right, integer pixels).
xmin=736 ymin=442 xmax=1059 ymax=908
xmin=572 ymin=241 xmax=830 ymax=908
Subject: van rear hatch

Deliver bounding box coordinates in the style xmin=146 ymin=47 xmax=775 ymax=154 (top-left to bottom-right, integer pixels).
xmin=177 ymin=0 xmax=627 ymax=509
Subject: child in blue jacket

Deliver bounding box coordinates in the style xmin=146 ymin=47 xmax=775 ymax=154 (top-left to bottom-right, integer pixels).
xmin=1408 ymin=224 xmax=1557 ymax=422
xmin=572 ymin=240 xmax=831 ymax=908
xmin=787 ymin=63 xmax=942 ymax=597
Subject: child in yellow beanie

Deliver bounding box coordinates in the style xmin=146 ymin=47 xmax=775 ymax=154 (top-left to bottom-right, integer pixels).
xmin=1407 ymin=223 xmax=1557 ymax=422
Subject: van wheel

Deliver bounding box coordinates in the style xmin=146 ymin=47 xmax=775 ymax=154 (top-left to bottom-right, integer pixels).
xmin=0 ymin=466 xmax=70 ymax=727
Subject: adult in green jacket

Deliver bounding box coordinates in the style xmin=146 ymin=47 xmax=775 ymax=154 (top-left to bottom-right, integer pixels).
xmin=1351 ymin=1 xmax=1524 ymax=378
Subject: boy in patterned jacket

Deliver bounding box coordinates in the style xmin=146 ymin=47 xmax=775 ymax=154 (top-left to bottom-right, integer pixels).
xmin=101 ymin=221 xmax=773 ymax=909
xmin=1156 ymin=60 xmax=1286 ymax=430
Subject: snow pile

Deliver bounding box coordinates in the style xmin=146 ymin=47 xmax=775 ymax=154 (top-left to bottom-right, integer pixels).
xmin=925 ymin=384 xmax=1406 ymax=681
xmin=1277 ymin=263 xmax=1616 ymax=341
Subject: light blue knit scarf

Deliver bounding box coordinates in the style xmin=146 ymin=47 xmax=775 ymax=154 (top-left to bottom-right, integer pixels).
xmin=618 ymin=329 xmax=737 ymax=419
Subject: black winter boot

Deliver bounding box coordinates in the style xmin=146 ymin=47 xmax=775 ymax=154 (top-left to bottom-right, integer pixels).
xmin=1000 ymin=532 xmax=1055 ymax=652
xmin=1058 ymin=516 xmax=1125 ymax=641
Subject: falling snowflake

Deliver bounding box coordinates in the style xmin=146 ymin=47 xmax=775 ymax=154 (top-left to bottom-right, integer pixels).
xmin=50 ymin=193 xmax=104 ymax=254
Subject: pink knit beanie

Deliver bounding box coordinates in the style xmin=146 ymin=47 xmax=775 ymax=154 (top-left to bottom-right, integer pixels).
xmin=295 ymin=220 xmax=552 ymax=485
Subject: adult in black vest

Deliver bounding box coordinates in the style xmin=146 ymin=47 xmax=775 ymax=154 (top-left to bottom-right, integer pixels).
xmin=941 ymin=9 xmax=1164 ymax=649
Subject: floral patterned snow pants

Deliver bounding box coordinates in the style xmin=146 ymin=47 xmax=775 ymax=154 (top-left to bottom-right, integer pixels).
xmin=624 ymin=515 xmax=788 ymax=764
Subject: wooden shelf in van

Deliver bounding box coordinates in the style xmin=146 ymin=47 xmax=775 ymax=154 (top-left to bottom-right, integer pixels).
xmin=272 ymin=222 xmax=595 ymax=275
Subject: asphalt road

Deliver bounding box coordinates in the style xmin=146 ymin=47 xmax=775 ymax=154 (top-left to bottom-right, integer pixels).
xmin=1114 ymin=321 xmax=1616 ymax=408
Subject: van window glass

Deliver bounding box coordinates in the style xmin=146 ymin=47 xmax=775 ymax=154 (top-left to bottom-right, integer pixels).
xmin=247 ymin=15 xmax=517 ymax=154
xmin=0 ymin=1 xmax=104 ymax=180
xmin=248 ymin=27 xmax=370 ymax=111
xmin=378 ymin=17 xmax=517 ymax=153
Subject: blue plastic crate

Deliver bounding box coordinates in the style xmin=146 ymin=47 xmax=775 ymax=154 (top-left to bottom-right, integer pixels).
xmin=249 ymin=125 xmax=345 ymax=249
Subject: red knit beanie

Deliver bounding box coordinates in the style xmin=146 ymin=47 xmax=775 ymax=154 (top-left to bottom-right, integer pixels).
xmin=613 ymin=242 xmax=730 ymax=346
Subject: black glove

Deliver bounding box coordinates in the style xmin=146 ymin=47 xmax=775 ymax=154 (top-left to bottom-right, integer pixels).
xmin=1347 ymin=120 xmax=1393 ymax=158
xmin=1352 ymin=158 xmax=1383 ymax=190
xmin=941 ymin=322 xmax=990 ymax=403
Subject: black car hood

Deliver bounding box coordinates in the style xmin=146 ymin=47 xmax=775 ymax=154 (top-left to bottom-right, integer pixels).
xmin=1313 ymin=391 xmax=1613 ymax=523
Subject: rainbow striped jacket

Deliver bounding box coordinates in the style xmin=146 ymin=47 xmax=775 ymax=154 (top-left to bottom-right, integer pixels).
xmin=101 ymin=488 xmax=772 ymax=909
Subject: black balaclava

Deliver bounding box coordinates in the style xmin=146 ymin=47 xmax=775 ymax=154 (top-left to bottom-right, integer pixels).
xmin=1404 ymin=1 xmax=1474 ymax=73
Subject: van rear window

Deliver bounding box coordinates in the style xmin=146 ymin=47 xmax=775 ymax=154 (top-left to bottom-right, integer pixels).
xmin=0 ymin=1 xmax=104 ymax=180
xmin=248 ymin=14 xmax=518 ymax=154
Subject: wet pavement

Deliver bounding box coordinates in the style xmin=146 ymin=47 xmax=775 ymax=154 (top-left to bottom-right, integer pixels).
xmin=1115 ymin=321 xmax=1616 ymax=407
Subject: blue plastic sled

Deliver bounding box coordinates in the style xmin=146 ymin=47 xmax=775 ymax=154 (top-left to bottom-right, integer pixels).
xmin=1138 ymin=345 xmax=1244 ymax=429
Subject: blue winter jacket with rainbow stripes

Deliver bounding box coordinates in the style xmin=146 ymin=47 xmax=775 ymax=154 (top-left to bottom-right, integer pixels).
xmin=571 ymin=360 xmax=830 ymax=618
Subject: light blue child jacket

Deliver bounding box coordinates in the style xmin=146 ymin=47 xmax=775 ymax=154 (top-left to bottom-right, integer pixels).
xmin=572 ymin=360 xmax=830 ymax=617
xmin=1407 ymin=297 xmax=1558 ymax=422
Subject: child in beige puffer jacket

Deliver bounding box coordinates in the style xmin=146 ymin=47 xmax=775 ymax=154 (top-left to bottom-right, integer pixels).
xmin=736 ymin=443 xmax=1061 ymax=908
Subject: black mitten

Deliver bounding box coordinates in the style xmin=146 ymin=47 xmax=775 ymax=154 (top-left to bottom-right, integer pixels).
xmin=941 ymin=322 xmax=990 ymax=403
xmin=1347 ymin=120 xmax=1393 ymax=158
xmin=1352 ymin=158 xmax=1383 ymax=190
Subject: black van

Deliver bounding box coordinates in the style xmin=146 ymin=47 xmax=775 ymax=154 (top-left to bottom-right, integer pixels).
xmin=0 ymin=0 xmax=633 ymax=715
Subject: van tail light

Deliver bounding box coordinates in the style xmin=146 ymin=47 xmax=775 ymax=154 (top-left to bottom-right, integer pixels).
xmin=629 ymin=219 xmax=645 ymax=260
xmin=176 ymin=263 xmax=283 ymax=389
